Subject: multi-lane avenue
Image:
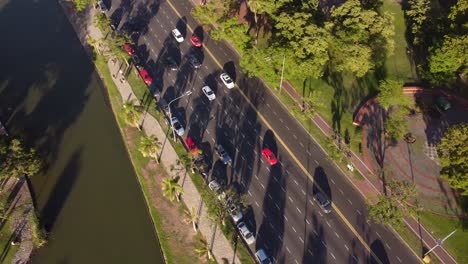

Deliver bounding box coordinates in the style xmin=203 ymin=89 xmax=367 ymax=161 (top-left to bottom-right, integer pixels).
xmin=106 ymin=0 xmax=422 ymax=263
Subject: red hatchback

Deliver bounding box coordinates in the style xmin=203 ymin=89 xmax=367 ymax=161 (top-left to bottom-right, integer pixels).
xmin=190 ymin=34 xmax=202 ymax=47
xmin=139 ymin=68 xmax=152 ymax=85
xmin=123 ymin=43 xmax=135 ymax=55
xmin=261 ymin=148 xmax=278 ymax=165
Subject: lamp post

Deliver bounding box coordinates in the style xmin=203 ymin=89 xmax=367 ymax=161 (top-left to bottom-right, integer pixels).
xmin=423 ymin=229 xmax=457 ymax=260
xmin=264 ymin=53 xmax=286 ymax=93
xmin=168 ymin=90 xmax=192 ymax=141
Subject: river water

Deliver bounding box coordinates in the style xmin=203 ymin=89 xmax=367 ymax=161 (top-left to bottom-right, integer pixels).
xmin=0 ymin=0 xmax=164 ymax=263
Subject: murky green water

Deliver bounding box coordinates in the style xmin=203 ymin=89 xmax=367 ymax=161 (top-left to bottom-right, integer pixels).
xmin=0 ymin=0 xmax=164 ymax=263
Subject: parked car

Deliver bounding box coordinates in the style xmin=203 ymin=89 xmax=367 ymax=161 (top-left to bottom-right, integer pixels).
xmin=313 ymin=192 xmax=332 ymax=214
xmin=435 ymin=96 xmax=451 ymax=111
xmin=166 ymin=56 xmax=178 ymax=71
xmin=190 ymin=34 xmax=202 ymax=47
xmin=188 ymin=54 xmax=201 ymax=69
xmin=158 ymin=98 xmax=170 ymax=115
xmin=138 ymin=68 xmax=153 ymax=85
xmin=237 ymin=222 xmax=255 ymax=245
xmin=170 ymin=116 xmax=184 ymax=136
xmin=172 ymin=28 xmax=184 ymax=43
xmin=229 ymin=204 xmax=243 ymax=223
xmin=208 ymin=180 xmax=221 ymax=193
xmin=97 ymin=0 xmax=108 ymax=13
xmin=216 ymin=144 xmax=232 ymax=165
xmin=255 ymin=249 xmax=272 ymax=264
xmin=220 ymin=73 xmax=235 ymax=89
xmin=261 ymin=148 xmax=278 ymax=165
xmin=123 ymin=43 xmax=135 ymax=55
xmin=202 ymin=86 xmax=216 ymax=101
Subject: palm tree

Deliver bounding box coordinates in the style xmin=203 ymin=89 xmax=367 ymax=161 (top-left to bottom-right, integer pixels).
xmin=161 ymin=177 xmax=183 ymax=202
xmin=138 ymin=135 xmax=162 ymax=163
xmin=121 ymin=99 xmax=142 ymax=129
xmin=184 ymin=206 xmax=199 ymax=232
xmin=194 ymin=234 xmax=212 ymax=260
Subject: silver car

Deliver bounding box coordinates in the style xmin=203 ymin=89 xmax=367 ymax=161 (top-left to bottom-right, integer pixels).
xmin=170 ymin=116 xmax=184 ymax=136
xmin=220 ymin=73 xmax=235 ymax=89
xmin=255 ymin=249 xmax=272 ymax=264
xmin=202 ymin=86 xmax=216 ymax=101
xmin=229 ymin=204 xmax=243 ymax=223
xmin=216 ymin=144 xmax=232 ymax=165
xmin=171 ymin=28 xmax=184 ymax=43
xmin=237 ymin=222 xmax=255 ymax=245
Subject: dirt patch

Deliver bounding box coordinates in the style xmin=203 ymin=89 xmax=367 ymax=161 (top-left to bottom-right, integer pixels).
xmin=123 ymin=127 xmax=203 ymax=264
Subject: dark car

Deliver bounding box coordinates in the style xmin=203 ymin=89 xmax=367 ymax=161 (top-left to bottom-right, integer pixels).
xmin=313 ymin=192 xmax=332 ymax=214
xmin=166 ymin=56 xmax=178 ymax=71
xmin=435 ymin=96 xmax=451 ymax=111
xmin=188 ymin=54 xmax=201 ymax=69
xmin=97 ymin=0 xmax=108 ymax=13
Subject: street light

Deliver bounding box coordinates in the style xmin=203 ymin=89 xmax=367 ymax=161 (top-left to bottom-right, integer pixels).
xmin=423 ymin=229 xmax=457 ymax=259
xmin=264 ymin=53 xmax=286 ymax=94
xmin=168 ymin=90 xmax=192 ymax=141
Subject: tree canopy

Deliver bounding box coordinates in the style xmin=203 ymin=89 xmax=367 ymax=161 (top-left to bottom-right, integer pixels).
xmin=428 ymin=35 xmax=468 ymax=84
xmin=0 ymin=138 xmax=42 ymax=179
xmin=437 ymin=123 xmax=468 ymax=195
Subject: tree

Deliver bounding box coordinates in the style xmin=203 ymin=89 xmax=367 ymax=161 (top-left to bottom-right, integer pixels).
xmin=0 ymin=139 xmax=42 ymax=179
xmin=107 ymin=33 xmax=132 ymax=62
xmin=94 ymin=13 xmax=112 ymax=34
xmin=368 ymin=195 xmax=404 ymax=227
xmin=161 ymin=177 xmax=183 ymax=202
xmin=388 ymin=180 xmax=417 ymax=205
xmin=377 ymin=79 xmax=412 ymax=111
xmin=384 ymin=107 xmax=409 ymax=141
xmin=194 ymin=234 xmax=213 ymax=260
xmin=437 ymin=123 xmax=468 ymax=195
xmin=448 ymin=0 xmax=468 ymax=26
xmin=72 ymin=0 xmax=92 ymax=12
xmin=428 ymin=35 xmax=468 ymax=85
xmin=138 ymin=135 xmax=162 ymax=163
xmin=211 ymin=17 xmax=252 ymax=52
xmin=184 ymin=206 xmax=199 ymax=232
xmin=302 ymin=90 xmax=323 ymax=117
xmin=404 ymin=0 xmax=431 ymax=45
xmin=121 ymin=99 xmax=142 ymax=129
xmin=191 ymin=2 xmax=223 ymax=28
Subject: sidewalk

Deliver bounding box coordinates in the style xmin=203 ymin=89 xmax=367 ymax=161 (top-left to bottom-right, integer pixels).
xmin=281 ymin=80 xmax=457 ymax=264
xmin=62 ymin=3 xmax=241 ymax=263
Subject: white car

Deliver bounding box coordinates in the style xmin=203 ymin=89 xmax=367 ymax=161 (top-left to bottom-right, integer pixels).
xmin=220 ymin=73 xmax=235 ymax=89
xmin=172 ymin=28 xmax=184 ymax=43
xmin=208 ymin=180 xmax=221 ymax=193
xmin=170 ymin=116 xmax=184 ymax=136
xmin=229 ymin=204 xmax=243 ymax=223
xmin=255 ymin=249 xmax=272 ymax=264
xmin=202 ymin=86 xmax=216 ymax=101
xmin=97 ymin=0 xmax=108 ymax=13
xmin=237 ymin=222 xmax=255 ymax=245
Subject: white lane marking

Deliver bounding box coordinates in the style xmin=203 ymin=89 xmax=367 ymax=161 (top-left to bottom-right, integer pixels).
xmin=301 ymin=189 xmax=306 ymax=195
xmin=211 ymin=137 xmax=215 ymax=143
xmin=204 ymin=66 xmax=209 ymax=70
xmin=318 ymin=211 xmax=323 ymax=217
xmin=299 ymin=142 xmax=304 ymax=147
xmin=286 ymin=247 xmax=291 ymax=254
xmin=314 ymin=160 xmax=319 ymax=165
xmin=376 ymin=231 xmax=382 ymax=238
xmin=347 ymin=199 xmax=353 ymax=205
xmin=273 ymin=111 xmax=277 ymax=115
xmin=296 ymin=207 xmax=301 ymax=214
xmin=353 ymin=255 xmax=358 ymax=261
xmin=206 ymin=130 xmax=210 ymax=134
xmin=396 ymin=256 xmax=402 ymax=263
xmin=266 ymin=167 xmax=270 ymax=172
xmin=255 ymin=175 xmax=259 ymax=180
xmin=313 ymin=229 xmax=318 ymax=235
xmin=292 ymin=226 xmax=297 ymax=233
xmin=150 ymin=27 xmax=153 ymax=32
xmin=268 ymin=193 xmax=273 ymax=199
xmin=356 ymin=209 xmax=362 ymax=215
xmin=293 ymin=179 xmax=299 ymax=185
xmin=331 ymin=179 xmax=335 ymax=184
xmin=288 ymin=196 xmax=293 ymax=202
xmin=262 ymin=211 xmax=267 ymax=218
xmin=293 ymin=134 xmax=298 ymax=139
xmin=307 ymin=249 xmax=313 ymax=256
xmin=307 ymin=150 xmax=312 ymax=155
xmin=260 ymin=183 xmax=265 ymax=189
xmin=330 ymin=252 xmax=336 ymax=260
xmin=281 ymin=186 xmax=286 ymax=192
xmin=321 ymin=240 xmax=326 ymax=247
xmin=248 ymin=190 xmax=252 ymax=196
xmin=286 ymin=126 xmax=290 ymax=130
xmin=275 ymin=204 xmax=280 ymax=210
xmin=248 ymin=164 xmax=253 ymax=170
xmin=344 ymin=244 xmax=349 ymax=251
xmin=266 ymin=103 xmax=271 ymax=108
xmin=198 ymin=75 xmax=202 ymax=80
xmin=306 ymin=219 xmax=310 ymax=225
xmin=190 ymin=105 xmax=193 ymax=110
xmin=255 ymin=201 xmax=260 ymax=207
xmin=299 ymin=236 xmax=304 ymax=243
xmin=309 ymin=199 xmax=314 ymax=205
xmin=273 ymin=177 xmax=278 ymax=182
xmin=339 ymin=188 xmax=344 ymax=195
xmin=279 ymin=118 xmax=284 ymax=123
xmin=385 ymin=242 xmax=391 ymax=250
xmin=326 ymin=221 xmax=331 ymax=227
xmin=284 ymin=215 xmax=288 ymax=222
xmin=334 ymin=232 xmax=339 ymax=238
xmin=295 ymin=259 xmax=299 ymax=264
xmin=269 ymin=222 xmax=274 ymax=229
xmin=278 ymin=235 xmax=282 ymax=241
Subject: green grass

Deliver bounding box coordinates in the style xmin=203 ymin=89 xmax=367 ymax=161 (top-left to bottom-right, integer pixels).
xmin=418 ymin=211 xmax=468 ymax=264
xmin=0 ymin=218 xmax=19 ymax=263
xmin=393 ymin=223 xmax=442 ymax=264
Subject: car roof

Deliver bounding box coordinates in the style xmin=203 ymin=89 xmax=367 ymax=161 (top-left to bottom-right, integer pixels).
xmin=316 ymin=192 xmax=328 ymax=204
xmin=255 ymin=249 xmax=268 ymax=260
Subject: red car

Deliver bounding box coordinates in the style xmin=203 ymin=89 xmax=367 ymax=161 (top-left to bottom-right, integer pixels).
xmin=185 ymin=137 xmax=198 ymax=154
xmin=190 ymin=34 xmax=202 ymax=47
xmin=261 ymin=148 xmax=278 ymax=165
xmin=139 ymin=68 xmax=152 ymax=85
xmin=123 ymin=43 xmax=135 ymax=55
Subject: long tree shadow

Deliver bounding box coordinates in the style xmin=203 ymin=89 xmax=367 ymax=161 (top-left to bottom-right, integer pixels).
xmin=369 ymin=239 xmax=390 ymax=264
xmin=303 ymin=214 xmax=327 ymax=263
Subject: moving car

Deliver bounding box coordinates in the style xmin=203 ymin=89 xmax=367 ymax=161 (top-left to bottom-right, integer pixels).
xmin=202 ymin=86 xmax=216 ymax=101
xmin=97 ymin=0 xmax=108 ymax=13
xmin=188 ymin=54 xmax=201 ymax=69
xmin=170 ymin=116 xmax=184 ymax=136
xmin=229 ymin=204 xmax=243 ymax=223
xmin=237 ymin=222 xmax=255 ymax=245
xmin=190 ymin=34 xmax=202 ymax=47
xmin=172 ymin=28 xmax=184 ymax=43
xmin=313 ymin=192 xmax=332 ymax=214
xmin=166 ymin=56 xmax=178 ymax=71
xmin=261 ymin=148 xmax=278 ymax=165
xmin=123 ymin=43 xmax=135 ymax=55
xmin=220 ymin=73 xmax=235 ymax=89
xmin=139 ymin=68 xmax=153 ymax=85
xmin=255 ymin=249 xmax=272 ymax=264
xmin=216 ymin=144 xmax=232 ymax=165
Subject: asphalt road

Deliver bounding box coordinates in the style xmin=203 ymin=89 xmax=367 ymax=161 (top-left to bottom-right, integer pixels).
xmin=106 ymin=0 xmax=422 ymax=263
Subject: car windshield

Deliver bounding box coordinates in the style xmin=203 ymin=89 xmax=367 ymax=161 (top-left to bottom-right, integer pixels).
xmin=245 ymin=232 xmax=252 ymax=239
xmin=268 ymin=153 xmax=275 ymax=160
xmin=173 ymin=122 xmax=181 ymax=129
xmin=206 ymin=90 xmax=213 ymax=95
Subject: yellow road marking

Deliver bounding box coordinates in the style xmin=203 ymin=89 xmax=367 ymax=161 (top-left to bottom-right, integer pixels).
xmin=164 ymin=0 xmax=382 ymax=262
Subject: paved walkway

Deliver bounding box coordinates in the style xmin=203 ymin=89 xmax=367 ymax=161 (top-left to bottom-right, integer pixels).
xmin=281 ymin=81 xmax=458 ymax=264
xmin=62 ymin=3 xmax=241 ymax=263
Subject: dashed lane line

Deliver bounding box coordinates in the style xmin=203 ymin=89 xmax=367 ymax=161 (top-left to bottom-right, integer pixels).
xmin=293 ymin=179 xmax=299 ymax=185
xmin=299 ymin=237 xmax=304 ymax=243
xmin=255 ymin=201 xmax=260 ymax=207
xmin=314 ymin=160 xmax=319 ymax=165
xmin=296 ymin=207 xmax=301 ymax=214
xmin=339 ymin=188 xmax=344 ymax=195
xmin=268 ymin=193 xmax=273 ymax=199
xmin=301 ymin=189 xmax=306 ymax=195
xmin=292 ymin=226 xmax=297 ymax=233
xmin=347 ymin=199 xmax=353 ymax=205
xmin=330 ymin=252 xmax=336 ymax=260
xmin=345 ymin=244 xmax=349 ymax=251
xmin=248 ymin=190 xmax=252 ymax=196
xmin=331 ymin=178 xmax=335 ymax=184
xmin=164 ymin=1 xmax=383 ymax=262
xmin=260 ymin=183 xmax=265 ymax=189
xmin=305 ymin=219 xmax=310 ymax=225
xmin=356 ymin=209 xmax=362 ymax=215
xmin=397 ymin=256 xmax=402 ymax=263
xmin=288 ymin=196 xmax=293 ymax=202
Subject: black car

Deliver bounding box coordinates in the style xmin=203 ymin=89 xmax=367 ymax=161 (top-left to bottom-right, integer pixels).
xmin=166 ymin=57 xmax=178 ymax=71
xmin=313 ymin=192 xmax=332 ymax=214
xmin=188 ymin=54 xmax=201 ymax=69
